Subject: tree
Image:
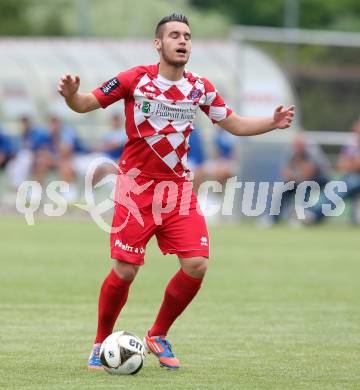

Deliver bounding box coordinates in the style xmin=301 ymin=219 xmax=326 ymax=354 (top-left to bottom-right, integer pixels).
xmin=190 ymin=0 xmax=360 ymax=31
xmin=0 ymin=0 xmax=33 ymax=35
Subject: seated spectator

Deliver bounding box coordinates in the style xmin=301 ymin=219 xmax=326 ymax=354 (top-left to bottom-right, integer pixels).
xmin=205 ymin=127 xmax=237 ymax=185
xmin=191 ymin=127 xmax=237 ymax=222
xmin=187 ymin=127 xmax=206 ymax=192
xmin=90 ymin=113 xmax=128 ymax=184
xmin=337 ymin=120 xmax=360 ymax=177
xmin=99 ymin=113 xmax=127 ymax=162
xmin=6 ymin=116 xmax=49 ymax=197
xmin=306 ymin=119 xmax=360 ymax=224
xmin=270 ymin=132 xmax=330 ymax=224
xmin=0 ymin=127 xmax=14 ymax=171
xmin=44 ymin=115 xmax=88 ymax=202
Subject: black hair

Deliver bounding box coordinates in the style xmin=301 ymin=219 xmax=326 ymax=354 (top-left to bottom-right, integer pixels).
xmin=155 ymin=13 xmax=189 ymax=38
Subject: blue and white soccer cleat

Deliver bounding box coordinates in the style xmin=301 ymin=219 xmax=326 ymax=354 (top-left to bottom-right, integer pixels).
xmin=144 ymin=335 xmax=180 ymax=369
xmin=87 ymin=343 xmax=104 ymax=370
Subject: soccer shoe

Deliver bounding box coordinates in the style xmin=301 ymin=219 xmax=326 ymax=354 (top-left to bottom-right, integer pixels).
xmin=87 ymin=343 xmax=104 ymax=370
xmin=144 ymin=335 xmax=180 ymax=369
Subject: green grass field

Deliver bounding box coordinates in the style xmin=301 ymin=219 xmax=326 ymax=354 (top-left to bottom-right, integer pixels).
xmin=0 ymin=216 xmax=359 ymax=389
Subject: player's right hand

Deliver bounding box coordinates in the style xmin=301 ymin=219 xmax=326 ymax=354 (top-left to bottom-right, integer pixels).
xmin=58 ymin=74 xmax=80 ymax=98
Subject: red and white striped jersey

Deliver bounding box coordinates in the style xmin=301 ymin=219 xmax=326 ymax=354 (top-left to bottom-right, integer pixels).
xmin=93 ymin=64 xmax=232 ymax=178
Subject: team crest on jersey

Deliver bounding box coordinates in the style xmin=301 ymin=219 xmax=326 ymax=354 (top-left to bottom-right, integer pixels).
xmin=189 ymin=89 xmax=202 ymax=101
xmin=101 ymin=77 xmax=120 ymax=95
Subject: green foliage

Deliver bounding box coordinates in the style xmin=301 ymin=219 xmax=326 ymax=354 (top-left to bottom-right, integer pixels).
xmin=0 ymin=0 xmax=69 ymax=36
xmin=29 ymin=0 xmax=70 ymax=36
xmin=192 ymin=0 xmax=284 ymax=27
xmin=73 ymin=0 xmax=229 ymax=38
xmin=299 ymin=0 xmax=346 ymax=29
xmin=3 ymin=0 xmax=360 ymax=36
xmin=0 ymin=0 xmax=230 ymax=38
xmin=191 ymin=0 xmax=360 ymax=31
xmin=0 ymin=0 xmax=34 ymax=35
xmin=295 ymin=76 xmax=360 ymax=131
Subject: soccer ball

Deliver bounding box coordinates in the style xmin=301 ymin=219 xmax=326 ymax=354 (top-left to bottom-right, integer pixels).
xmin=99 ymin=331 xmax=146 ymax=375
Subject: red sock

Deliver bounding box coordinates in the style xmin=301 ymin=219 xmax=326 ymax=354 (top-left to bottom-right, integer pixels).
xmin=148 ymin=269 xmax=203 ymax=337
xmin=95 ymin=268 xmax=133 ymax=343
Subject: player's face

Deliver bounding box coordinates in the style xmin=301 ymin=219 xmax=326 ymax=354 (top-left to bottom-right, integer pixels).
xmin=156 ymin=21 xmax=192 ymax=67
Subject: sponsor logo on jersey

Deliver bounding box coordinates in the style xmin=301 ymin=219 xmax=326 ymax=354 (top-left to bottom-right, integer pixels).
xmin=141 ymin=100 xmax=197 ymax=120
xmin=101 ymin=77 xmax=120 ymax=95
xmin=142 ymin=101 xmax=152 ymax=114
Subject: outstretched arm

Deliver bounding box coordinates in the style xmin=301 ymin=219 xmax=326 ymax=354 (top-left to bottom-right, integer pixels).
xmin=58 ymin=74 xmax=100 ymax=113
xmin=217 ymin=105 xmax=295 ymax=136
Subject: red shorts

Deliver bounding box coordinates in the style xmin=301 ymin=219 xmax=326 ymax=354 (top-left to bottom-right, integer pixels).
xmin=110 ymin=174 xmax=209 ymax=266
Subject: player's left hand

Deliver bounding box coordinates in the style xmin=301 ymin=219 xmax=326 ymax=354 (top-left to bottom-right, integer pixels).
xmin=272 ymin=105 xmax=295 ymax=129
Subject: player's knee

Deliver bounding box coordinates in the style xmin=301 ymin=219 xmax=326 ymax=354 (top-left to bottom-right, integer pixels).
xmin=195 ymin=259 xmax=209 ymax=278
xmin=113 ymin=260 xmax=139 ymax=281
xmin=180 ymin=257 xmax=208 ymax=279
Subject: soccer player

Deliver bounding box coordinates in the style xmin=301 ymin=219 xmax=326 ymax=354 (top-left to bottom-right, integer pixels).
xmin=58 ymin=13 xmax=294 ymax=370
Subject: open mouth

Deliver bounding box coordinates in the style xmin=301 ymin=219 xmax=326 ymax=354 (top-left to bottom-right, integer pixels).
xmin=176 ymin=48 xmax=187 ymax=54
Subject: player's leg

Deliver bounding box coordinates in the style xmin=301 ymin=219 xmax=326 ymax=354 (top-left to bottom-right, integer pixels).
xmin=89 ymin=192 xmax=155 ymax=369
xmin=3 ymin=149 xmax=37 ymax=206
xmin=148 ymin=255 xmax=207 ymax=335
xmin=96 ymin=261 xmax=139 ymax=342
xmin=145 ymin=187 xmax=209 ymax=369
xmin=144 ymin=256 xmax=208 ymax=369
xmin=6 ymin=149 xmax=34 ymax=189
xmin=58 ymin=155 xmax=76 ymax=185
xmin=60 ymin=154 xmax=80 ymax=203
xmin=33 ymin=149 xmax=55 ymax=186
xmin=88 ymin=260 xmax=139 ymax=370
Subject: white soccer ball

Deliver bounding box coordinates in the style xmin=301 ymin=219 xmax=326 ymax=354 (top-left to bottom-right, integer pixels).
xmin=99 ymin=331 xmax=146 ymax=375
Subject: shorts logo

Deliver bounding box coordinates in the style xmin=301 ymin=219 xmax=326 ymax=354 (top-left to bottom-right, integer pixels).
xmin=200 ymin=236 xmax=208 ymax=246
xmin=101 ymin=77 xmax=120 ymax=95
xmin=114 ymin=239 xmax=145 ymax=254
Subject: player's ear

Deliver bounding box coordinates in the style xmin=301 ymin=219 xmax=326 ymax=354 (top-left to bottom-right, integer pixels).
xmin=154 ymin=38 xmax=161 ymax=52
